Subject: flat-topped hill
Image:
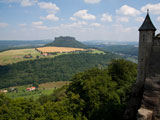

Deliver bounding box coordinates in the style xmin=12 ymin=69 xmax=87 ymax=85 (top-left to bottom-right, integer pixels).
xmin=45 ymin=36 xmax=87 ymax=48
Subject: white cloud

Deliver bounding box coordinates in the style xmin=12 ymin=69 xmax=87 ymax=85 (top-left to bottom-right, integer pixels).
xmin=61 ymin=21 xmax=88 ymax=28
xmin=135 ymin=17 xmax=144 ymax=22
xmin=21 ymin=0 xmax=37 ymax=7
xmin=38 ymin=2 xmax=59 ymax=13
xmin=157 ymin=16 xmax=160 ymax=22
xmin=0 ymin=22 xmax=9 ymax=27
xmin=117 ymin=16 xmax=129 ymax=22
xmin=116 ymin=5 xmax=141 ymax=16
xmin=74 ymin=10 xmax=96 ymax=20
xmin=31 ymin=21 xmax=55 ymax=30
xmin=141 ymin=3 xmax=160 ymax=15
xmin=90 ymin=23 xmax=101 ymax=27
xmin=113 ymin=24 xmax=137 ymax=33
xmin=40 ymin=14 xmax=59 ymax=21
xmin=101 ymin=13 xmax=112 ymax=22
xmin=70 ymin=17 xmax=77 ymax=21
xmin=35 ymin=25 xmax=49 ymax=30
xmin=32 ymin=21 xmax=43 ymax=26
xmin=73 ymin=21 xmax=88 ymax=26
xmin=19 ymin=23 xmax=27 ymax=27
xmin=84 ymin=0 xmax=101 ymax=4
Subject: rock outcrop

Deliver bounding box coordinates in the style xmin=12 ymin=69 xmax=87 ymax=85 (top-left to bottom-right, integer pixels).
xmin=137 ymin=108 xmax=153 ymax=120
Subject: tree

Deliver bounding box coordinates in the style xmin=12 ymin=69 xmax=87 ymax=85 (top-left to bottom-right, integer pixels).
xmin=67 ymin=68 xmax=120 ymax=120
xmin=108 ymin=59 xmax=137 ymax=103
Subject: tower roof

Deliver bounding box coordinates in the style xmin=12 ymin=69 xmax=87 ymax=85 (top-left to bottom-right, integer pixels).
xmin=139 ymin=12 xmax=156 ymax=31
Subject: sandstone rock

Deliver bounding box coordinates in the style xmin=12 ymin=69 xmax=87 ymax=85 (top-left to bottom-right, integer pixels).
xmin=137 ymin=108 xmax=153 ymax=120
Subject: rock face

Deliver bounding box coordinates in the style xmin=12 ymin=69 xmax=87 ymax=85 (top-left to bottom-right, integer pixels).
xmin=137 ymin=108 xmax=153 ymax=120
xmin=139 ymin=44 xmax=160 ymax=119
xmin=124 ymin=12 xmax=160 ymax=120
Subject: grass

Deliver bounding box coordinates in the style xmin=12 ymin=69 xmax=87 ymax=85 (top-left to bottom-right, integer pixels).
xmin=0 ymin=47 xmax=105 ymax=65
xmin=0 ymin=48 xmax=40 ymax=65
xmin=89 ymin=49 xmax=105 ymax=54
xmin=5 ymin=81 xmax=71 ymax=100
xmin=0 ymin=48 xmax=62 ymax=65
xmin=39 ymin=81 xmax=70 ymax=89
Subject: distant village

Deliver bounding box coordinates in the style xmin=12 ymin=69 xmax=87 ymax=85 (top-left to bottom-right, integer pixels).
xmin=0 ymin=86 xmax=36 ymax=94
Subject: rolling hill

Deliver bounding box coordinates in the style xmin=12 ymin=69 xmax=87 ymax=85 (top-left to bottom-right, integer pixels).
xmin=0 ymin=52 xmax=121 ymax=89
xmin=45 ymin=36 xmax=88 ymax=48
xmin=0 ymin=47 xmax=104 ymax=65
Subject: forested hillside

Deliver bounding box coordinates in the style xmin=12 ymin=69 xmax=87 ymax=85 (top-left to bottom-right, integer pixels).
xmin=92 ymin=44 xmax=138 ymax=56
xmin=46 ymin=36 xmax=88 ymax=48
xmin=0 ymin=59 xmax=137 ymax=120
xmin=0 ymin=52 xmax=120 ymax=89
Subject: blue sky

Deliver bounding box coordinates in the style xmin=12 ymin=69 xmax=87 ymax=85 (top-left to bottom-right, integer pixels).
xmin=0 ymin=0 xmax=160 ymax=42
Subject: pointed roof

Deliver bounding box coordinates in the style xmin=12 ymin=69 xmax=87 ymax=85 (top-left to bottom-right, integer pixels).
xmin=139 ymin=11 xmax=156 ymax=31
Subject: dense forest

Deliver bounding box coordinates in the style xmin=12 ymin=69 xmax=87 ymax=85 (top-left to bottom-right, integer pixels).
xmin=0 ymin=59 xmax=137 ymax=120
xmin=0 ymin=52 xmax=120 ymax=89
xmin=92 ymin=44 xmax=138 ymax=56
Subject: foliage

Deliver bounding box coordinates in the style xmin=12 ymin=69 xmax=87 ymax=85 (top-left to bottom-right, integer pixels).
xmin=0 ymin=53 xmax=120 ymax=89
xmin=66 ymin=59 xmax=137 ymax=120
xmin=0 ymin=96 xmax=44 ymax=120
xmin=67 ymin=68 xmax=119 ymax=120
xmin=38 ymin=86 xmax=67 ymax=104
xmin=108 ymin=59 xmax=137 ymax=103
xmin=92 ymin=44 xmax=138 ymax=56
xmin=0 ymin=59 xmax=137 ymax=120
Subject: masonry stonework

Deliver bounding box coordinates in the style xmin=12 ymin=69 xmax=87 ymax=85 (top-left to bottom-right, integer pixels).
xmin=124 ymin=12 xmax=160 ymax=120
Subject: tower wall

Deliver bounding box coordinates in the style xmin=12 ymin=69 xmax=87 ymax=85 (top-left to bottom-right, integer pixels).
xmin=124 ymin=12 xmax=157 ymax=120
xmin=137 ymin=31 xmax=155 ymax=85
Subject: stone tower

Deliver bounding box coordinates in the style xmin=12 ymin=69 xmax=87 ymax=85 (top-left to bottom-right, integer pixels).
xmin=124 ymin=11 xmax=160 ymax=120
xmin=137 ymin=11 xmax=156 ymax=86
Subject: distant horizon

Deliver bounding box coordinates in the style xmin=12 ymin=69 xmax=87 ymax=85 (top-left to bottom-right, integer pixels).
xmin=0 ymin=38 xmax=139 ymax=44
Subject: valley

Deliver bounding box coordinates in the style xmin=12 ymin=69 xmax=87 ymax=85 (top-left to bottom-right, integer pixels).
xmin=0 ymin=37 xmax=112 ymax=100
xmin=0 ymin=37 xmax=136 ymax=102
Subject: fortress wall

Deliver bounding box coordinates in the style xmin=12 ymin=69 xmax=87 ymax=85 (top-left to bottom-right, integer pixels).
xmin=137 ymin=37 xmax=160 ymax=120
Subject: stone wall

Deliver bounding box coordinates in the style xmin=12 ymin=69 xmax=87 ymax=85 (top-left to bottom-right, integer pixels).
xmin=124 ymin=36 xmax=160 ymax=120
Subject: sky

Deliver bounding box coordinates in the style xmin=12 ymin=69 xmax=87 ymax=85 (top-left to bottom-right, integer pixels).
xmin=0 ymin=0 xmax=160 ymax=42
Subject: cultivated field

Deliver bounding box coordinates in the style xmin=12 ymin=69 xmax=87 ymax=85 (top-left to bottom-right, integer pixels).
xmin=5 ymin=81 xmax=71 ymax=100
xmin=0 ymin=47 xmax=104 ymax=65
xmin=39 ymin=81 xmax=71 ymax=89
xmin=36 ymin=47 xmax=86 ymax=53
xmin=0 ymin=48 xmax=41 ymax=65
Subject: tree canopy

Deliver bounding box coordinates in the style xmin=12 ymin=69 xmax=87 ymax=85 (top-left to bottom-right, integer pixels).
xmin=0 ymin=59 xmax=137 ymax=120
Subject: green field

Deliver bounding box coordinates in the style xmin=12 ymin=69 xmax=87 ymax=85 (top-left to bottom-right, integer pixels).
xmin=0 ymin=48 xmax=104 ymax=65
xmin=4 ymin=81 xmax=70 ymax=100
xmin=89 ymin=49 xmax=105 ymax=54
xmin=0 ymin=48 xmax=40 ymax=65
